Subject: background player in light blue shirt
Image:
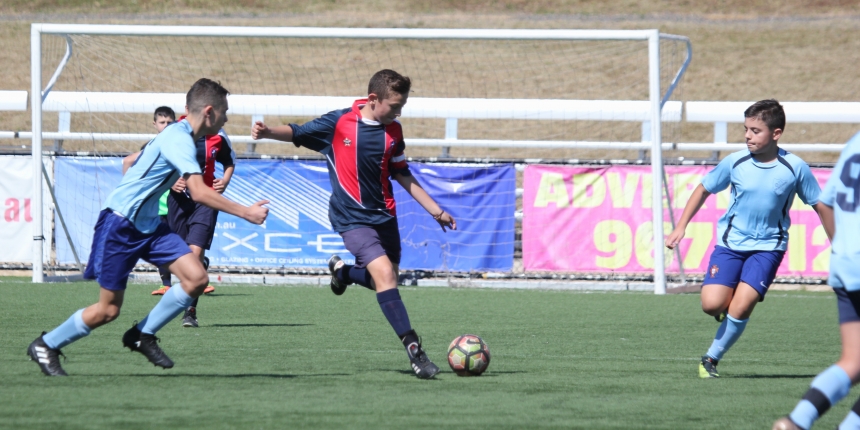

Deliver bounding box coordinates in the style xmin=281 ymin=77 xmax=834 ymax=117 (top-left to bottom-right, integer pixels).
xmin=665 ymin=99 xmax=832 ymax=379
xmin=27 ymin=79 xmax=269 ymax=376
xmin=774 ymin=131 xmax=860 ymax=430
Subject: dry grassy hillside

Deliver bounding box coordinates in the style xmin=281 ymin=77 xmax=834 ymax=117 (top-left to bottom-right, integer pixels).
xmin=0 ymin=1 xmax=858 ymax=161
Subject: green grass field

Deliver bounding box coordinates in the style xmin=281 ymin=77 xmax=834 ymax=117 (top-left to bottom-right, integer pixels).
xmin=0 ymin=280 xmax=854 ymax=429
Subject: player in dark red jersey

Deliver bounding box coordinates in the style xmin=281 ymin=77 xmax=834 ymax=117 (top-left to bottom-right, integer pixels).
xmin=252 ymin=69 xmax=456 ymax=379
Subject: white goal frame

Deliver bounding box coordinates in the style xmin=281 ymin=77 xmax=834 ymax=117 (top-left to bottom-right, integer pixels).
xmin=30 ymin=24 xmax=683 ymax=293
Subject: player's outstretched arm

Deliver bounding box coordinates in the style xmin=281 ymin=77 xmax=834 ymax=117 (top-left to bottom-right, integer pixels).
xmin=813 ymin=201 xmax=835 ymax=241
xmin=665 ymin=183 xmax=711 ymax=249
xmin=251 ymin=121 xmax=293 ymax=142
xmin=394 ymin=173 xmax=456 ymax=232
xmin=185 ymin=174 xmax=268 ymax=224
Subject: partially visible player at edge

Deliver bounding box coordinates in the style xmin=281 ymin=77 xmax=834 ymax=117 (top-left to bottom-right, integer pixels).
xmin=772 ymin=131 xmax=860 ymax=430
xmin=665 ymin=99 xmax=831 ymax=379
xmin=251 ymin=69 xmax=456 ymax=379
xmin=27 ymin=79 xmax=268 ymax=376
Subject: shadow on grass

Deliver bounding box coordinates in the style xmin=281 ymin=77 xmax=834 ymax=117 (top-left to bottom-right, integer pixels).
xmin=203 ymin=293 xmax=252 ymax=297
xmin=111 ymin=372 xmax=352 ymax=378
xmin=731 ymin=374 xmax=818 ymax=379
xmin=391 ymin=369 xmax=523 ymax=377
xmin=209 ymin=323 xmax=312 ymax=327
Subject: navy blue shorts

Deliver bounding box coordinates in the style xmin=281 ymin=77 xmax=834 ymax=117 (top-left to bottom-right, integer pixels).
xmin=340 ymin=218 xmax=401 ymax=269
xmin=167 ymin=191 xmax=219 ymax=250
xmin=834 ymin=288 xmax=860 ymax=324
xmin=702 ymin=245 xmax=785 ymax=300
xmin=84 ymin=209 xmax=191 ymax=291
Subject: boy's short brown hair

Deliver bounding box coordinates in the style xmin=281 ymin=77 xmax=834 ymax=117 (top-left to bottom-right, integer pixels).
xmin=186 ymin=78 xmax=229 ymax=114
xmin=744 ymin=99 xmax=786 ymax=132
xmin=368 ymin=69 xmax=411 ymax=100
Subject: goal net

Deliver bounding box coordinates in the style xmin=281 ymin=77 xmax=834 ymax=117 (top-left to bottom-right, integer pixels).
xmin=31 ymin=25 xmax=689 ymax=290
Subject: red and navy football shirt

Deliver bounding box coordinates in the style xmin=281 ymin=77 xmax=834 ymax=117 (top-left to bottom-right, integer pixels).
xmin=290 ymin=98 xmax=411 ymax=232
xmin=175 ymin=116 xmax=236 ymax=189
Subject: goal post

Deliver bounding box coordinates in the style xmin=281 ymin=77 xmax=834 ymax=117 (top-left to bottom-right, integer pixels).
xmin=30 ymin=24 xmax=689 ymax=293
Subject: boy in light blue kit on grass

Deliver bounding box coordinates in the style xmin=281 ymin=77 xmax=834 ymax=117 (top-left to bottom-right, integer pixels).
xmin=665 ymin=99 xmax=831 ymax=379
xmin=27 ymin=79 xmax=269 ymax=376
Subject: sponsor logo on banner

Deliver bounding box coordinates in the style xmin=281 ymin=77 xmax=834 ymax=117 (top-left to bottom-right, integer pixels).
xmin=522 ymin=164 xmax=832 ymax=277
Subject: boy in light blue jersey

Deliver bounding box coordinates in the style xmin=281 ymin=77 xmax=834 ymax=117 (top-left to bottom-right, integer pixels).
xmin=773 ymin=131 xmax=860 ymax=430
xmin=666 ymin=99 xmax=831 ymax=379
xmin=26 ymin=79 xmax=269 ymax=376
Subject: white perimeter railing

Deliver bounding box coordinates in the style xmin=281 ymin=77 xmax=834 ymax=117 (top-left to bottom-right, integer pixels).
xmin=2 ymin=91 xmax=858 ymax=154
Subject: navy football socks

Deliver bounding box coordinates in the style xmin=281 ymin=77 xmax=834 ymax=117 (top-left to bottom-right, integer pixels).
xmin=377 ymin=289 xmax=413 ymax=339
xmin=338 ymin=264 xmax=375 ymax=290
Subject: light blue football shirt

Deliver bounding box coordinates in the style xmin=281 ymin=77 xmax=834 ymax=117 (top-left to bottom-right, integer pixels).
xmin=820 ymin=131 xmax=860 ymax=290
xmin=701 ymin=148 xmax=821 ymax=252
xmin=103 ymin=119 xmax=202 ymax=234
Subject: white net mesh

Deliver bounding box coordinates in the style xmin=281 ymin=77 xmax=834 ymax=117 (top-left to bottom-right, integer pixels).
xmin=37 ymin=28 xmax=688 ymax=276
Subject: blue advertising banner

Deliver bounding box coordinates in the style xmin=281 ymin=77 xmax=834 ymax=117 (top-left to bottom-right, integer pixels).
xmin=54 ymin=158 xmax=515 ymax=272
xmin=396 ymin=163 xmax=515 ymax=272
xmin=54 ymin=157 xmax=123 ymax=265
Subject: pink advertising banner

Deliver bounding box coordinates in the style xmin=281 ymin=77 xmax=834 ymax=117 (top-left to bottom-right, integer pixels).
xmin=522 ymin=165 xmax=832 ymax=277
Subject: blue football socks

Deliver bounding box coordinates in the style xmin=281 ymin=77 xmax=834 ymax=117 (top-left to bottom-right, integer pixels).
xmin=43 ymin=308 xmax=91 ymax=349
xmin=839 ymin=410 xmax=860 ymax=430
xmin=377 ymin=288 xmax=413 ymax=338
xmin=338 ymin=264 xmax=375 ymax=290
xmin=790 ymin=365 xmax=852 ymax=429
xmin=706 ymin=314 xmax=748 ymax=361
xmin=137 ymin=283 xmax=194 ymax=334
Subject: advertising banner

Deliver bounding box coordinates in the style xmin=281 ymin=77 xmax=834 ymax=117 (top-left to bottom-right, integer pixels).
xmin=0 ymin=156 xmax=53 ymax=263
xmin=209 ymin=161 xmax=515 ymax=271
xmin=523 ymin=164 xmax=832 ymax=277
xmin=54 ymin=158 xmax=515 ymax=272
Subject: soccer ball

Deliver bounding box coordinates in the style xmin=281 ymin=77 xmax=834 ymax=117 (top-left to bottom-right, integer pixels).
xmin=447 ymin=334 xmax=491 ymax=376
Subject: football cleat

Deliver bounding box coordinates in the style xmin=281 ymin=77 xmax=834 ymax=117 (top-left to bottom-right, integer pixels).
xmin=203 ymin=285 xmax=215 ymax=294
xmin=698 ymin=355 xmax=720 ymax=379
xmin=151 ymin=285 xmax=170 ymax=296
xmin=771 ymin=417 xmax=803 ymax=430
xmin=715 ymin=310 xmax=727 ymax=323
xmin=328 ymin=255 xmax=348 ymax=296
xmin=181 ymin=307 xmax=198 ymax=328
xmin=122 ymin=324 xmax=174 ymax=368
xmin=407 ymin=341 xmax=440 ymax=379
xmin=27 ymin=333 xmax=68 ymax=376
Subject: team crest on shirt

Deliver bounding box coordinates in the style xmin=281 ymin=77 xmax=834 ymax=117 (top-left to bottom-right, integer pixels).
xmin=343 ymin=138 xmax=351 ymax=146
xmin=709 ymin=265 xmax=719 ymax=278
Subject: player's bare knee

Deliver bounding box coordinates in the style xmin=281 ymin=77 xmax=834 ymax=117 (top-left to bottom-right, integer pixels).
xmin=700 ymin=298 xmax=725 ymax=316
xmin=100 ymin=306 xmax=121 ymax=323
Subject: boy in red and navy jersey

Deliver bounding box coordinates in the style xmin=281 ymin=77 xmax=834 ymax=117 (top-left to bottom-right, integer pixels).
xmin=252 ymin=69 xmax=456 ymax=379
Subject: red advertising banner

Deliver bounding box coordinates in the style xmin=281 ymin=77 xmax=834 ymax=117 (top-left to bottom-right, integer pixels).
xmin=522 ymin=165 xmax=831 ymax=277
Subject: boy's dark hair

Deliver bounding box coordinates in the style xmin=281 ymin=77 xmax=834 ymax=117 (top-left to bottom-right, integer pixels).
xmin=744 ymin=99 xmax=785 ymax=132
xmin=368 ymin=69 xmax=411 ymax=100
xmin=153 ymin=106 xmax=176 ymax=122
xmin=186 ymin=78 xmax=229 ymax=114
